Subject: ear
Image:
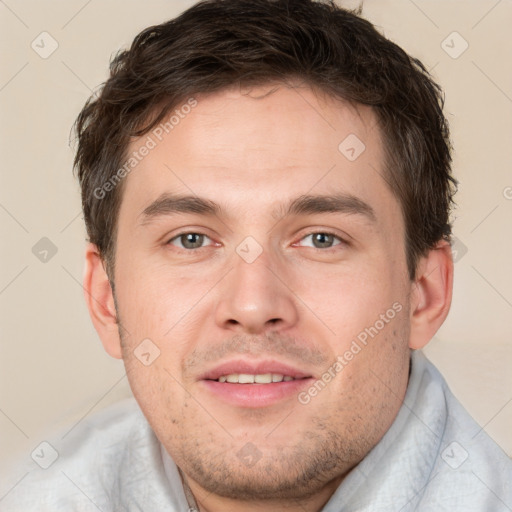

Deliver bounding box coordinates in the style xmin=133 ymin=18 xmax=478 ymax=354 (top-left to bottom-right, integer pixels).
xmin=83 ymin=243 xmax=122 ymax=359
xmin=408 ymin=240 xmax=454 ymax=350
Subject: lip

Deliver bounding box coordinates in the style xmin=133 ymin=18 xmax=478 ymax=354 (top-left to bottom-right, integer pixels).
xmin=198 ymin=359 xmax=313 ymax=408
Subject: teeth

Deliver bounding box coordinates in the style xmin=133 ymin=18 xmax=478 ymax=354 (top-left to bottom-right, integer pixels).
xmin=254 ymin=373 xmax=272 ymax=384
xmin=216 ymin=373 xmax=296 ymax=384
xmin=238 ymin=374 xmax=254 ymax=384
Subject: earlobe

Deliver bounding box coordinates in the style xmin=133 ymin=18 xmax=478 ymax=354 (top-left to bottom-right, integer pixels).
xmin=408 ymin=241 xmax=454 ymax=350
xmin=83 ymin=243 xmax=123 ymax=359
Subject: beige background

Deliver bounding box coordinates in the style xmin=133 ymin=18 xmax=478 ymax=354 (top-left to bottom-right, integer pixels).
xmin=1 ymin=0 xmax=511 ymax=490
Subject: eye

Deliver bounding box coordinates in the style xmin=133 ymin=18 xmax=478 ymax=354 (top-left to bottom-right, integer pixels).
xmin=298 ymin=232 xmax=343 ymax=249
xmin=168 ymin=232 xmax=212 ymax=249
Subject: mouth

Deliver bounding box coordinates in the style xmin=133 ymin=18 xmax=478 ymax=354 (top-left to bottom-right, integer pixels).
xmin=199 ymin=360 xmax=313 ymax=408
xmin=215 ymin=373 xmax=298 ymax=384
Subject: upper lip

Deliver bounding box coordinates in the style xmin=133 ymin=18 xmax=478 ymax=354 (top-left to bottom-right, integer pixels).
xmin=199 ymin=359 xmax=313 ymax=381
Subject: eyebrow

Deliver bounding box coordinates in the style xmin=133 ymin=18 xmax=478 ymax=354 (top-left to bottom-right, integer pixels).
xmin=138 ymin=192 xmax=376 ymax=225
xmin=284 ymin=194 xmax=376 ymax=223
xmin=139 ymin=194 xmax=220 ymax=225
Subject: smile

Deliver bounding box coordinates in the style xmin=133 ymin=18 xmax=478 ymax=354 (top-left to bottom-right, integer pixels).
xmin=215 ymin=373 xmax=299 ymax=383
xmin=199 ymin=360 xmax=314 ymax=407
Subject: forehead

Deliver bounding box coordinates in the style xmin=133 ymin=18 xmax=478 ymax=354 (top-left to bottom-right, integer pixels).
xmin=118 ymin=84 xmax=397 ymax=225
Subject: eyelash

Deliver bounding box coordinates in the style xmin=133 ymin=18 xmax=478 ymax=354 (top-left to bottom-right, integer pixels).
xmin=166 ymin=232 xmax=212 ymax=249
xmin=294 ymin=231 xmax=346 ymax=250
xmin=167 ymin=231 xmax=348 ymax=250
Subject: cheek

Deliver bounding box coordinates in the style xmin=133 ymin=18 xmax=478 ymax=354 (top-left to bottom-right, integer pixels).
xmin=115 ymin=259 xmax=210 ymax=342
xmin=123 ymin=358 xmax=190 ymax=439
xmin=296 ymin=260 xmax=411 ymax=403
xmin=115 ymin=262 xmax=216 ymax=402
xmin=316 ymin=308 xmax=411 ymax=441
xmin=295 ymin=264 xmax=407 ymax=345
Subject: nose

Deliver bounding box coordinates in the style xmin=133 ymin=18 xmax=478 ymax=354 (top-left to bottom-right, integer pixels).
xmin=214 ymin=245 xmax=299 ymax=335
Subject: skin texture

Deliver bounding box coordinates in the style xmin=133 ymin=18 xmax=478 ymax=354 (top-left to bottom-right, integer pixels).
xmin=84 ymin=84 xmax=453 ymax=512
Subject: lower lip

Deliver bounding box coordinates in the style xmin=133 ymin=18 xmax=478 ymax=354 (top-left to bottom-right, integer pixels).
xmin=201 ymin=379 xmax=313 ymax=408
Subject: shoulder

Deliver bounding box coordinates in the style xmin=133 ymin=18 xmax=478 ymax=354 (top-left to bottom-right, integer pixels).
xmin=416 ymin=352 xmax=512 ymax=510
xmin=1 ymin=398 xmax=176 ymax=511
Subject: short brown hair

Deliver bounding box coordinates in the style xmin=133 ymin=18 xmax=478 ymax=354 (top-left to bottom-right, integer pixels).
xmin=73 ymin=0 xmax=456 ymax=281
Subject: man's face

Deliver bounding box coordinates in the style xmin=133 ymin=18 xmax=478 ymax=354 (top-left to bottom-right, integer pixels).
xmin=113 ymin=84 xmax=413 ymax=499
